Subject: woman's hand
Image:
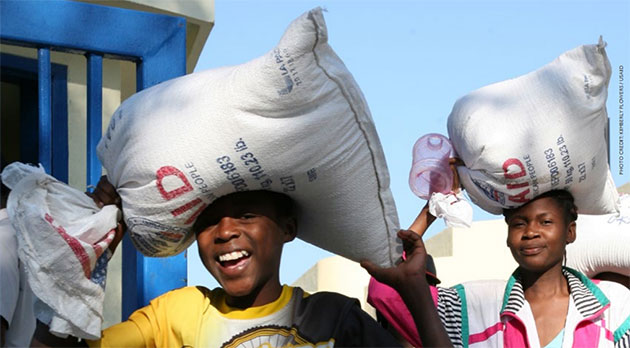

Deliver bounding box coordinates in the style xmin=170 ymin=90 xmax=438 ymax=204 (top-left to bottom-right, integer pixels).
xmin=449 ymin=157 xmax=463 ymax=194
xmin=408 ymin=202 xmax=436 ymax=238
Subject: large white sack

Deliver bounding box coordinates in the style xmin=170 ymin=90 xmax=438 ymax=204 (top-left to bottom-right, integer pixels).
xmin=1 ymin=162 xmax=120 ymax=339
xmin=98 ymin=8 xmax=401 ymax=266
xmin=448 ymin=39 xmax=619 ymax=215
xmin=567 ymin=193 xmax=630 ymax=277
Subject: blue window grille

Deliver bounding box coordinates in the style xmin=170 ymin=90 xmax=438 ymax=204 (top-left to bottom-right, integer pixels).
xmin=1 ymin=0 xmax=188 ymax=320
xmin=1 ymin=53 xmax=68 ymax=182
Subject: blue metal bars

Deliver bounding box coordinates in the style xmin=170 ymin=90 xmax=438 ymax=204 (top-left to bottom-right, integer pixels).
xmin=87 ymin=54 xmax=103 ymax=188
xmin=2 ymin=0 xmax=188 ymax=320
xmin=38 ymin=49 xmax=52 ymax=173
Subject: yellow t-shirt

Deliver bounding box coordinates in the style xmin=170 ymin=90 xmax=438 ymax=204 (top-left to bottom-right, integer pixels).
xmin=88 ymin=285 xmax=399 ymax=347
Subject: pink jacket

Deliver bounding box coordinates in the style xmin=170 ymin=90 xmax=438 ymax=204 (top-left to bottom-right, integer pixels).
xmin=369 ymin=268 xmax=630 ymax=347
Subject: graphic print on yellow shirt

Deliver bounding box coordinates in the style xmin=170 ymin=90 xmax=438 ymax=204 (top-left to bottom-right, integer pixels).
xmin=201 ymin=285 xmax=332 ymax=347
xmin=89 ymin=285 xmax=400 ymax=347
xmin=218 ymin=326 xmax=334 ymax=348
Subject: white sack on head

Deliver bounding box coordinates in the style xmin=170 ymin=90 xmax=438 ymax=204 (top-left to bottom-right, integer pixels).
xmin=567 ymin=194 xmax=630 ymax=277
xmin=98 ymin=8 xmax=401 ymax=266
xmin=1 ymin=162 xmax=120 ymax=340
xmin=447 ymin=38 xmax=619 ymax=215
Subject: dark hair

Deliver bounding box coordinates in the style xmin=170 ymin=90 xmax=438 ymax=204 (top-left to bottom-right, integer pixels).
xmin=266 ymin=191 xmax=295 ymax=219
xmin=193 ymin=190 xmax=296 ymax=235
xmin=503 ymin=189 xmax=578 ymax=225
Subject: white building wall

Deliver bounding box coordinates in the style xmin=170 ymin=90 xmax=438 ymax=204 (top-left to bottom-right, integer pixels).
xmin=424 ymin=219 xmax=518 ymax=287
xmin=292 ymin=255 xmax=377 ymax=318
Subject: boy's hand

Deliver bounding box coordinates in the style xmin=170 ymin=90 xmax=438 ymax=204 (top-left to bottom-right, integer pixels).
xmin=365 ymin=199 xmax=435 ymax=288
xmin=89 ymin=176 xmax=121 ymax=209
xmin=86 ymin=176 xmax=125 ymax=254
xmin=362 ymin=230 xmax=453 ymax=347
xmin=107 ymin=223 xmax=125 ymax=254
xmin=361 ymin=229 xmax=428 ymax=291
xmin=361 ymin=172 xmax=457 ymax=347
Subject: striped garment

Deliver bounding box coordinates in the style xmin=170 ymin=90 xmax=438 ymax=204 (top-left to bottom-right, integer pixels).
xmin=436 ymin=267 xmax=630 ymax=348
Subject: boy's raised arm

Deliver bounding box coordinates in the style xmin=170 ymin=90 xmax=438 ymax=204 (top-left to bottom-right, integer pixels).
xmin=361 ymin=204 xmax=453 ymax=348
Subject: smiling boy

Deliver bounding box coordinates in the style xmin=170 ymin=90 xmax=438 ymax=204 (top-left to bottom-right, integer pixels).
xmin=194 ymin=191 xmax=295 ymax=310
xmin=33 ymin=185 xmax=452 ymax=347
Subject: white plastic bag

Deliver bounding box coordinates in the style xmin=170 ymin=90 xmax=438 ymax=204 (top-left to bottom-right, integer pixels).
xmin=448 ymin=38 xmax=619 ymax=215
xmin=1 ymin=162 xmax=120 ymax=339
xmin=428 ymin=192 xmax=473 ymax=228
xmin=97 ymin=8 xmax=401 ymax=266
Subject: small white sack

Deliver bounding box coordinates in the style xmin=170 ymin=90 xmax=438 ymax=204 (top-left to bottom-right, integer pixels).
xmin=98 ymin=8 xmax=401 ymax=266
xmin=567 ymin=194 xmax=630 ymax=277
xmin=448 ymin=38 xmax=619 ymax=215
xmin=2 ymin=162 xmax=120 ymax=340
